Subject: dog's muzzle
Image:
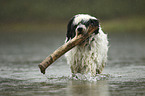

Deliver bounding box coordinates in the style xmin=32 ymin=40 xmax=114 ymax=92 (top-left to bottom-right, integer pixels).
xmin=76 ymin=24 xmax=87 ymax=35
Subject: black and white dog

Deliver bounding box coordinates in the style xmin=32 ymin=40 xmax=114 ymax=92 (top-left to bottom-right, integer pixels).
xmin=65 ymin=14 xmax=108 ymax=76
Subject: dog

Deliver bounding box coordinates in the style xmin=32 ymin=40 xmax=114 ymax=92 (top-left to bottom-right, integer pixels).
xmin=65 ymin=14 xmax=109 ymax=76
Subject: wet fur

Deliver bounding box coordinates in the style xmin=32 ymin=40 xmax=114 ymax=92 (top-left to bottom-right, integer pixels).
xmin=65 ymin=14 xmax=108 ymax=76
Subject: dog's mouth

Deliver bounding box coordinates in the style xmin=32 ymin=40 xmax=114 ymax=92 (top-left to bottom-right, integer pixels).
xmin=38 ymin=25 xmax=98 ymax=74
xmin=76 ymin=24 xmax=87 ymax=35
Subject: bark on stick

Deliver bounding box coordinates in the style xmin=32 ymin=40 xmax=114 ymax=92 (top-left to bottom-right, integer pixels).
xmin=38 ymin=26 xmax=98 ymax=74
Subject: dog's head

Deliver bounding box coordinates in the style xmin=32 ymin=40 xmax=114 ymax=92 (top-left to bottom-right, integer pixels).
xmin=66 ymin=14 xmax=99 ymax=42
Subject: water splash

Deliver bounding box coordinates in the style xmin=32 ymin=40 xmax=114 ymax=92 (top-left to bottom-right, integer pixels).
xmin=44 ymin=73 xmax=111 ymax=82
xmin=69 ymin=73 xmax=110 ymax=82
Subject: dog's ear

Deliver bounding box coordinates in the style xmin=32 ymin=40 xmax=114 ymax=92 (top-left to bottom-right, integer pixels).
xmin=90 ymin=19 xmax=99 ymax=34
xmin=66 ymin=16 xmax=75 ymax=42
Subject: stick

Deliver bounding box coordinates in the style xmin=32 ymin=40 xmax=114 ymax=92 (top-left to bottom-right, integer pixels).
xmin=38 ymin=26 xmax=98 ymax=74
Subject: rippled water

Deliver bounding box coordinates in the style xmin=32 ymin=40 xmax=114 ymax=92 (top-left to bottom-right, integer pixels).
xmin=0 ymin=31 xmax=145 ymax=96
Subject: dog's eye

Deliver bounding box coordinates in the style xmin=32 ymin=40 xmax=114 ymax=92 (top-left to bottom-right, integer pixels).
xmin=90 ymin=19 xmax=99 ymax=26
xmin=90 ymin=20 xmax=93 ymax=24
xmin=85 ymin=20 xmax=94 ymax=27
xmin=85 ymin=22 xmax=90 ymax=27
xmin=90 ymin=20 xmax=95 ymax=25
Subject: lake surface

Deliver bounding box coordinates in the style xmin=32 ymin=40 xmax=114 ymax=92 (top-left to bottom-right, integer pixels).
xmin=0 ymin=31 xmax=145 ymax=96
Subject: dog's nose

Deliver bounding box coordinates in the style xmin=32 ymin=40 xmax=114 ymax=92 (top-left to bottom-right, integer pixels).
xmin=77 ymin=27 xmax=83 ymax=34
xmin=76 ymin=24 xmax=86 ymax=35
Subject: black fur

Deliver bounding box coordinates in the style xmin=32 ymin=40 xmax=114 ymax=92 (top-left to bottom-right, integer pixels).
xmin=87 ymin=19 xmax=99 ymax=34
xmin=66 ymin=16 xmax=75 ymax=42
xmin=66 ymin=16 xmax=99 ymax=42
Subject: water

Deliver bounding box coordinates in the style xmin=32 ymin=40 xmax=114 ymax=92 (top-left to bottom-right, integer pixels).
xmin=0 ymin=31 xmax=145 ymax=96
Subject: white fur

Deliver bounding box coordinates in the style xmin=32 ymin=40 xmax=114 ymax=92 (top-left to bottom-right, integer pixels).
xmin=73 ymin=14 xmax=97 ymax=25
xmin=65 ymin=27 xmax=108 ymax=76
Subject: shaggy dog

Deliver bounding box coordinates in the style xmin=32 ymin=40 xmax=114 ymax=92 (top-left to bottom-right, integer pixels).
xmin=65 ymin=14 xmax=108 ymax=76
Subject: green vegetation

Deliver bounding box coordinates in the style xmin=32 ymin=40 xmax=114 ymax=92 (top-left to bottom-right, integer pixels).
xmin=1 ymin=16 xmax=144 ymax=33
xmin=0 ymin=0 xmax=145 ymax=33
xmin=102 ymin=16 xmax=145 ymax=33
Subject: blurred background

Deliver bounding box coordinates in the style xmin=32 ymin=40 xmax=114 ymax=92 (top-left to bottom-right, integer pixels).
xmin=0 ymin=0 xmax=145 ymax=33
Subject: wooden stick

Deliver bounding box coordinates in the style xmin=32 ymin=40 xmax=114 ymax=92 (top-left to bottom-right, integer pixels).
xmin=38 ymin=26 xmax=98 ymax=74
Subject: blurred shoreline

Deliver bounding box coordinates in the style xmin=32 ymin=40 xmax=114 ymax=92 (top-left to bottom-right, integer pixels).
xmin=0 ymin=16 xmax=145 ymax=33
